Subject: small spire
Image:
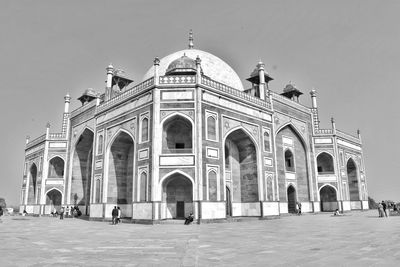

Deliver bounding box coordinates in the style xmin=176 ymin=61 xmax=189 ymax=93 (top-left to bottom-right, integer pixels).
xmin=188 ymin=29 xmax=194 ymax=49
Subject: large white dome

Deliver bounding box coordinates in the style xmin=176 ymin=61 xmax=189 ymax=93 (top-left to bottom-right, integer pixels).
xmin=143 ymin=49 xmax=244 ymax=91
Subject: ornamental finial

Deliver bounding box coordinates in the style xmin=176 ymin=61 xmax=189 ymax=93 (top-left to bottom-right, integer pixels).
xmin=189 ymin=29 xmax=194 ymax=49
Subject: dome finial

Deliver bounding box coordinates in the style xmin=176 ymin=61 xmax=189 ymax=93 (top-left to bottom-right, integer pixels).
xmin=188 ymin=29 xmax=194 ymax=49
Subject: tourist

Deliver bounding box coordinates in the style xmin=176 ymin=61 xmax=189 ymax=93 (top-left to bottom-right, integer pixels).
xmin=378 ymin=202 xmax=383 ymax=217
xmin=59 ymin=206 xmax=64 ymax=220
xmin=0 ymin=206 xmax=3 ymax=223
xmin=297 ymin=202 xmax=302 ymax=215
xmin=22 ymin=210 xmax=27 ymax=216
xmin=382 ymin=201 xmax=388 ymax=217
xmin=111 ymin=206 xmax=118 ymax=225
xmin=65 ymin=206 xmax=70 ymax=218
xmin=333 ymin=209 xmax=342 ymax=216
xmin=117 ymin=207 xmax=121 ymax=224
xmin=184 ymin=213 xmax=194 ymax=225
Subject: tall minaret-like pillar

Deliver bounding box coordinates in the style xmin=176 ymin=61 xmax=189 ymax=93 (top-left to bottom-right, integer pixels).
xmin=62 ymin=94 xmax=71 ymax=135
xmin=154 ymin=57 xmax=160 ymax=86
xmin=188 ymin=29 xmax=194 ymax=49
xmin=64 ymin=94 xmax=71 ymax=113
xmin=258 ymin=61 xmax=266 ymax=100
xmin=105 ymin=64 xmax=114 ymax=101
xmin=310 ymin=89 xmax=318 ymax=108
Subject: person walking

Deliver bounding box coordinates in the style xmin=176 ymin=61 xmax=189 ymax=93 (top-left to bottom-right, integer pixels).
xmin=117 ymin=207 xmax=121 ymax=224
xmin=59 ymin=206 xmax=64 ymax=220
xmin=382 ymin=201 xmax=388 ymax=217
xmin=297 ymin=202 xmax=302 ymax=215
xmin=111 ymin=206 xmax=118 ymax=225
xmin=0 ymin=206 xmax=3 ymax=223
xmin=65 ymin=206 xmax=70 ymax=218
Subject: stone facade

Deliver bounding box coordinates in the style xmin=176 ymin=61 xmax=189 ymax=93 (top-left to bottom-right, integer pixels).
xmin=20 ymin=34 xmax=369 ymax=222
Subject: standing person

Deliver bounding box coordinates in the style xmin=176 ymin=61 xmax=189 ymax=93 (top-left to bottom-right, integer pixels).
xmin=0 ymin=206 xmax=3 ymax=223
xmin=59 ymin=206 xmax=64 ymax=220
xmin=382 ymin=201 xmax=388 ymax=217
xmin=117 ymin=207 xmax=121 ymax=224
xmin=297 ymin=202 xmax=302 ymax=215
xmin=65 ymin=206 xmax=70 ymax=218
xmin=378 ymin=202 xmax=383 ymax=217
xmin=111 ymin=206 xmax=118 ymax=225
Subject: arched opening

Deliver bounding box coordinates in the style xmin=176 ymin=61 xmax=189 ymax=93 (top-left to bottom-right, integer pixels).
xmin=276 ymin=125 xmax=310 ymax=203
xmin=320 ymin=185 xmax=338 ymax=211
xmin=27 ymin=164 xmax=38 ymax=204
xmin=347 ymin=158 xmax=359 ymax=201
xmin=226 ymin=186 xmax=232 ymax=216
xmin=287 ymin=185 xmax=297 ymax=213
xmin=108 ymin=131 xmax=134 ymax=204
xmin=71 ymin=128 xmax=94 ymax=215
xmin=46 ymin=189 xmax=62 ymax=211
xmin=284 ymin=149 xmax=295 ymax=172
xmin=317 ymin=153 xmax=334 ymax=174
xmin=48 ymin=157 xmax=64 ymax=178
xmin=208 ymin=171 xmax=217 ymax=201
xmin=141 ymin=117 xmax=149 ymax=142
xmin=207 ymin=116 xmax=216 ymax=140
xmin=162 ymin=115 xmax=192 ymax=154
xmin=139 ymin=172 xmax=147 ymax=202
xmin=162 ymin=173 xmax=193 ymax=219
xmin=263 ymin=131 xmax=270 ymax=152
xmin=224 ymin=129 xmax=259 ymax=203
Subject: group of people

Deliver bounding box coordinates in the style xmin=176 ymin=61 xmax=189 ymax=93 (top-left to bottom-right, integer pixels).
xmin=57 ymin=206 xmax=82 ymax=220
xmin=111 ymin=206 xmax=121 ymax=225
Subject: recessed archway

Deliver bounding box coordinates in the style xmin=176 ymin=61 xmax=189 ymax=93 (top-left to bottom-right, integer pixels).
xmin=347 ymin=158 xmax=359 ymax=201
xmin=27 ymin=163 xmax=38 ymax=204
xmin=46 ymin=189 xmax=62 ymax=211
xmin=48 ymin=156 xmax=64 ymax=178
xmin=71 ymin=128 xmax=94 ymax=214
xmin=162 ymin=173 xmax=193 ymax=219
xmin=162 ymin=115 xmax=193 ymax=154
xmin=224 ymin=128 xmax=259 ymax=203
xmin=317 ymin=152 xmax=334 ymax=174
xmin=287 ymin=185 xmax=297 ymax=213
xmin=107 ymin=131 xmax=134 ymax=204
xmin=319 ymin=185 xmax=338 ymax=211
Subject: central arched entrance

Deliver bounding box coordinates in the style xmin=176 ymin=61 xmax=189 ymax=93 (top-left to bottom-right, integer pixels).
xmin=347 ymin=158 xmax=359 ymax=201
xmin=224 ymin=129 xmax=259 ymax=205
xmin=71 ymin=128 xmax=94 ymax=215
xmin=320 ymin=185 xmax=338 ymax=211
xmin=46 ymin=189 xmax=62 ymax=213
xmin=162 ymin=173 xmax=193 ymax=219
xmin=27 ymin=164 xmax=38 ymax=204
xmin=107 ymin=131 xmax=134 ymax=205
xmin=287 ymin=185 xmax=297 ymax=213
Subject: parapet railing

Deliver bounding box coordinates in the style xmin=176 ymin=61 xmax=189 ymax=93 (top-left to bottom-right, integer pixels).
xmin=70 ymin=101 xmax=97 ymax=118
xmin=336 ymin=129 xmax=360 ymax=143
xmin=48 ymin=133 xmax=66 ymax=140
xmin=201 ymin=76 xmax=272 ymax=110
xmin=96 ymin=77 xmax=155 ymax=114
xmin=270 ymin=91 xmax=311 ymax=113
xmin=160 ymin=75 xmax=196 ymax=84
xmin=315 ymin=129 xmax=333 ymax=135
xmin=26 ymin=134 xmax=46 ymax=149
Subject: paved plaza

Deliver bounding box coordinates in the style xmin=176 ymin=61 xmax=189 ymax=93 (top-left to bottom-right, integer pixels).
xmin=0 ymin=210 xmax=399 ymax=266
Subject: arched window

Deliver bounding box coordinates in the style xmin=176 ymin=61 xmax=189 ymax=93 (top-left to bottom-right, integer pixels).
xmin=263 ymin=130 xmax=270 ymax=152
xmin=162 ymin=115 xmax=192 ymax=154
xmin=285 ymin=149 xmax=295 ymax=172
xmin=208 ymin=170 xmax=217 ymax=201
xmin=141 ymin=117 xmax=149 ymax=142
xmin=97 ymin=133 xmax=104 ymax=155
xmin=48 ymin=157 xmax=65 ymax=178
xmin=317 ymin=152 xmax=334 ymax=174
xmin=207 ymin=115 xmax=217 ymax=141
xmin=140 ymin=172 xmax=147 ymax=202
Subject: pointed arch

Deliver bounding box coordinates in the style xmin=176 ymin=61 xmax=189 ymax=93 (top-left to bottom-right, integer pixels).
xmin=48 ymin=156 xmax=65 ymax=178
xmin=161 ymin=113 xmax=194 ymax=154
xmin=347 ymin=158 xmax=360 ymax=201
xmin=319 ymin=184 xmax=338 ymax=211
xmin=316 ymin=152 xmax=335 ymax=174
xmin=27 ymin=163 xmax=38 ymax=204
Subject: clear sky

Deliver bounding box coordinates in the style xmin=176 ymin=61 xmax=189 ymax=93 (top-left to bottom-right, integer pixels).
xmin=1 ymin=0 xmax=399 ymax=206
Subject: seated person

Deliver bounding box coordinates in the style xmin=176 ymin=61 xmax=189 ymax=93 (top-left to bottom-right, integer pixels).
xmin=333 ymin=209 xmax=342 ymax=216
xmin=184 ymin=213 xmax=194 ymax=225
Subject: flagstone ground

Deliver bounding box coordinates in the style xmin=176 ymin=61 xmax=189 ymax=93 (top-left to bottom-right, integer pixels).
xmin=0 ymin=210 xmax=399 ymax=266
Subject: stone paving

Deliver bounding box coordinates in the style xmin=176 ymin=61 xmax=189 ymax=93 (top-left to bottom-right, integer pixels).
xmin=0 ymin=210 xmax=399 ymax=266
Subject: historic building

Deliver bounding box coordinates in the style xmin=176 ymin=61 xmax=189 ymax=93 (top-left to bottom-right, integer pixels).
xmin=20 ymin=32 xmax=368 ymax=222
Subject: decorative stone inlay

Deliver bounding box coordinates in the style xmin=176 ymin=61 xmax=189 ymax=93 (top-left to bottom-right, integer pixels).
xmin=160 ymin=110 xmax=195 ymax=121
xmin=222 ymin=116 xmax=259 ymax=143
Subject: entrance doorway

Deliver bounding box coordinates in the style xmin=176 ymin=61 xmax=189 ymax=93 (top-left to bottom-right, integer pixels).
xmin=287 ymin=185 xmax=297 ymax=213
xmin=320 ymin=185 xmax=338 ymax=211
xmin=226 ymin=186 xmax=232 ymax=217
xmin=177 ymin=201 xmax=184 ymax=218
xmin=162 ymin=173 xmax=193 ymax=219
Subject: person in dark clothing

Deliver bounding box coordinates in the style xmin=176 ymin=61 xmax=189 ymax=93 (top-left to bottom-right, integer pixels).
xmin=184 ymin=213 xmax=194 ymax=225
xmin=111 ymin=206 xmax=118 ymax=225
xmin=382 ymin=201 xmax=387 ymax=217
